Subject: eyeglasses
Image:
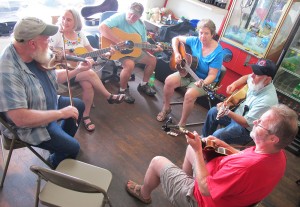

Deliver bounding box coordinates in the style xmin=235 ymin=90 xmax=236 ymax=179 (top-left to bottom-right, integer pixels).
xmin=254 ymin=119 xmax=272 ymax=134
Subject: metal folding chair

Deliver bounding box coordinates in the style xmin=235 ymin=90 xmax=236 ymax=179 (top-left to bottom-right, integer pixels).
xmin=0 ymin=113 xmax=53 ymax=188
xmin=30 ymin=159 xmax=113 ymax=207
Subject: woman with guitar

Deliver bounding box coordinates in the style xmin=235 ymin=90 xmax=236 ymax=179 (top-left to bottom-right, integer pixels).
xmin=202 ymin=59 xmax=278 ymax=145
xmin=156 ymin=19 xmax=223 ymax=127
xmin=50 ymin=9 xmax=125 ymax=132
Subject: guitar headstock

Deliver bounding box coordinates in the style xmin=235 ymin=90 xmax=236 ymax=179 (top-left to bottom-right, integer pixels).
xmin=203 ymin=84 xmax=225 ymax=101
xmin=178 ymin=127 xmax=195 ymax=139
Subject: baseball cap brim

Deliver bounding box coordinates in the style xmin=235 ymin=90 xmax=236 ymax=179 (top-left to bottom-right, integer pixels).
xmin=251 ymin=64 xmax=265 ymax=76
xmin=40 ymin=24 xmax=58 ymax=37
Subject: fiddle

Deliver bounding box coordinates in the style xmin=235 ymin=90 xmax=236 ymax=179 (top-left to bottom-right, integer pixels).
xmin=42 ymin=47 xmax=88 ymax=70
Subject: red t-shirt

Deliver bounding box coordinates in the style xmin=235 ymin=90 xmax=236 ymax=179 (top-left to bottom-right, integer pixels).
xmin=193 ymin=147 xmax=286 ymax=207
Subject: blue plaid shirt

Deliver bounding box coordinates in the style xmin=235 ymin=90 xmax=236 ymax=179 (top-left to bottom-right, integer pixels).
xmin=0 ymin=44 xmax=58 ymax=145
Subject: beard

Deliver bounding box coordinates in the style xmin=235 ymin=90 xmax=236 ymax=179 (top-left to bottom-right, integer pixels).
xmin=251 ymin=77 xmax=267 ymax=92
xmin=31 ymin=45 xmax=52 ymax=66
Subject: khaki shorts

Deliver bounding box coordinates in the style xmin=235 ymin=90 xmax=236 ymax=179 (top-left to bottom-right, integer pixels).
xmin=119 ymin=50 xmax=149 ymax=64
xmin=160 ymin=164 xmax=198 ymax=207
xmin=173 ymin=71 xmax=211 ymax=97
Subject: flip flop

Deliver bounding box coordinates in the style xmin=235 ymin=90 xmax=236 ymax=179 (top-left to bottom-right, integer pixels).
xmin=126 ymin=180 xmax=152 ymax=204
xmin=82 ymin=116 xmax=95 ymax=132
xmin=156 ymin=108 xmax=172 ymax=122
xmin=107 ymin=94 xmax=125 ymax=104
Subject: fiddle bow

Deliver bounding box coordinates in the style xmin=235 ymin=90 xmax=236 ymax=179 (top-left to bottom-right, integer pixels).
xmin=61 ymin=32 xmax=79 ymax=126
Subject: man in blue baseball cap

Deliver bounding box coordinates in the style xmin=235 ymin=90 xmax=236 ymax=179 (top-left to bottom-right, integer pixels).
xmin=201 ymin=58 xmax=278 ymax=145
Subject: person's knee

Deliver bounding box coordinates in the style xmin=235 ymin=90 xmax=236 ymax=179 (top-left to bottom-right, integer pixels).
xmin=207 ymin=106 xmax=218 ymax=117
xmin=151 ymin=156 xmax=170 ymax=171
xmin=184 ymin=90 xmax=198 ymax=103
xmin=70 ymin=141 xmax=80 ymax=158
xmin=73 ymin=98 xmax=85 ymax=113
xmin=122 ymin=59 xmax=135 ymax=70
xmin=165 ymin=75 xmax=179 ymax=89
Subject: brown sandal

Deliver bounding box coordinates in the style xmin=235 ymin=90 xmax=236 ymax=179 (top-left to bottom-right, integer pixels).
xmin=126 ymin=180 xmax=152 ymax=204
xmin=82 ymin=116 xmax=95 ymax=132
xmin=107 ymin=93 xmax=125 ymax=104
xmin=156 ymin=108 xmax=172 ymax=122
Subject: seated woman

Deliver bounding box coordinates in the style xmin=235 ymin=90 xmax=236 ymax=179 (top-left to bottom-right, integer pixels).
xmin=50 ymin=8 xmax=124 ymax=132
xmin=156 ymin=19 xmax=223 ymax=127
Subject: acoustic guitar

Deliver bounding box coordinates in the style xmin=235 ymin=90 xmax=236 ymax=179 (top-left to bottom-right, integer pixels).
xmin=169 ymin=41 xmax=199 ymax=72
xmin=51 ymin=42 xmax=127 ymax=68
xmin=101 ymin=27 xmax=172 ymax=60
xmin=169 ymin=42 xmax=223 ymax=98
xmin=216 ymin=84 xmax=248 ymax=120
xmin=165 ymin=125 xmax=234 ymax=162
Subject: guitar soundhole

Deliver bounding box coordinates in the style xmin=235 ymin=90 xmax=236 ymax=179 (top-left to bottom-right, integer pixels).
xmin=180 ymin=59 xmax=187 ymax=68
xmin=125 ymin=40 xmax=134 ymax=49
xmin=120 ymin=49 xmax=133 ymax=55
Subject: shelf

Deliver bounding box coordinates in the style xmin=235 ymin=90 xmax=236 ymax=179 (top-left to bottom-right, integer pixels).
xmin=143 ymin=19 xmax=170 ymax=29
xmin=185 ymin=0 xmax=228 ymax=15
xmin=280 ymin=66 xmax=300 ymax=78
xmin=291 ymin=46 xmax=300 ymax=54
xmin=276 ymin=88 xmax=300 ymax=102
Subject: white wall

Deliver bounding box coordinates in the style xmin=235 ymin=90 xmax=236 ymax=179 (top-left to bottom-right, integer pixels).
xmin=166 ymin=0 xmax=228 ymax=32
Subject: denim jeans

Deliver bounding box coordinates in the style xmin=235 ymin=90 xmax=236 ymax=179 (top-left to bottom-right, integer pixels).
xmin=202 ymin=106 xmax=252 ymax=145
xmin=36 ymin=96 xmax=85 ymax=168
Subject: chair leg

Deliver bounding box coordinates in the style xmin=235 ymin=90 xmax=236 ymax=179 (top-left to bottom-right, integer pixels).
xmin=0 ymin=138 xmax=16 ymax=188
xmin=25 ymin=144 xmax=54 ymax=169
xmin=34 ymin=176 xmax=42 ymax=207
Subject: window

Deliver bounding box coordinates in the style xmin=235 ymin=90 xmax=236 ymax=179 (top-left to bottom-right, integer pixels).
xmin=0 ymin=0 xmax=145 ymax=23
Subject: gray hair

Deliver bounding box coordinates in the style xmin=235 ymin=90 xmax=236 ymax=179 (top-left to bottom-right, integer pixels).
xmin=58 ymin=9 xmax=82 ymax=31
xmin=197 ymin=19 xmax=216 ymax=36
xmin=268 ymin=104 xmax=298 ymax=149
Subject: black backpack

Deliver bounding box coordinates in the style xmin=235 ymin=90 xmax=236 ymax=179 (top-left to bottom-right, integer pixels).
xmin=159 ymin=20 xmax=196 ymax=42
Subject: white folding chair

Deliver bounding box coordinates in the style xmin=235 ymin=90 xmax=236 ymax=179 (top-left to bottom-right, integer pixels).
xmin=30 ymin=159 xmax=113 ymax=207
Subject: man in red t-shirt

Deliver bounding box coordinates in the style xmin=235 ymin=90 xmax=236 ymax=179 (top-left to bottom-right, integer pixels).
xmin=126 ymin=104 xmax=298 ymax=207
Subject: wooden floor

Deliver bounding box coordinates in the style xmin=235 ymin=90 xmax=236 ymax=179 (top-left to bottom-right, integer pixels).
xmin=0 ymin=67 xmax=300 ymax=207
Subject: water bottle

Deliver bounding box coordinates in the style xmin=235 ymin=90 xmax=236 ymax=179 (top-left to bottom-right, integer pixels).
xmin=292 ymin=83 xmax=300 ymax=99
xmin=149 ymin=72 xmax=156 ymax=87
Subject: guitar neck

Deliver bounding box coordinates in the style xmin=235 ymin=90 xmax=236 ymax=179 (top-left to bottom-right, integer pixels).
xmin=78 ymin=47 xmax=111 ymax=58
xmin=183 ymin=64 xmax=226 ymax=101
xmin=133 ymin=43 xmax=171 ymax=51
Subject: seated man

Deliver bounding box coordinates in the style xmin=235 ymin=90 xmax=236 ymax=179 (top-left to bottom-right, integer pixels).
xmin=99 ymin=2 xmax=162 ymax=104
xmin=156 ymin=19 xmax=223 ymax=127
xmin=202 ymin=59 xmax=278 ymax=145
xmin=0 ymin=17 xmax=91 ymax=168
xmin=126 ymin=104 xmax=298 ymax=206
